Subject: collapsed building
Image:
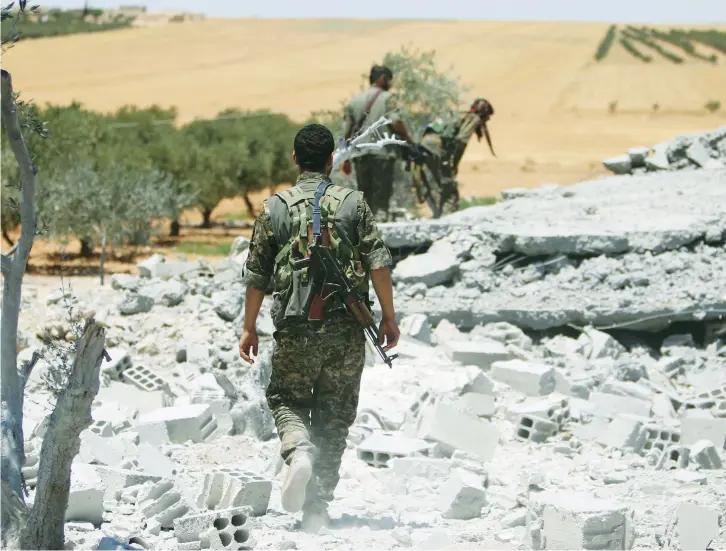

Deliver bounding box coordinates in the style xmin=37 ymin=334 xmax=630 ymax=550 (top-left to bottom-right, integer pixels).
xmin=15 ymin=126 xmax=726 ymax=550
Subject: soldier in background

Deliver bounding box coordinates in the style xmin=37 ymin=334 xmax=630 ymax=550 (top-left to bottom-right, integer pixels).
xmin=341 ymin=65 xmax=415 ymax=222
xmin=420 ymin=98 xmax=496 ymax=215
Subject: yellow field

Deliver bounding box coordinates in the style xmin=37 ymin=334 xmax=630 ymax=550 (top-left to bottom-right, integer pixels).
xmin=3 ymin=18 xmax=726 ymax=198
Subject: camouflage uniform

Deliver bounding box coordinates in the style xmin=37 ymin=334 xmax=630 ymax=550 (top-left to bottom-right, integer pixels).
xmin=344 ymin=87 xmax=402 ymax=222
xmin=420 ymin=112 xmax=484 ymax=215
xmin=244 ymin=171 xmax=392 ymax=515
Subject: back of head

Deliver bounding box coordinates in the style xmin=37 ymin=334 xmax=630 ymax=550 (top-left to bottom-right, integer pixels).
xmin=369 ymin=64 xmax=393 ymax=85
xmin=471 ymin=98 xmax=494 ymax=117
xmin=293 ymin=124 xmax=335 ymax=172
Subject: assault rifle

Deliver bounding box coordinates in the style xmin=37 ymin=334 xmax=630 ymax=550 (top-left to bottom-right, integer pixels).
xmin=291 ymin=183 xmax=398 ymax=368
xmin=402 ymin=143 xmax=442 ymax=219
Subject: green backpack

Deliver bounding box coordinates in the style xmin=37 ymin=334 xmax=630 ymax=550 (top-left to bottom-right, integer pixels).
xmin=271 ymin=183 xmax=369 ymax=322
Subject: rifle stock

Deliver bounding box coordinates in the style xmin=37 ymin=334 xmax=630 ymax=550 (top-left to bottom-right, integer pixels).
xmin=308 ymin=293 xmax=327 ymax=321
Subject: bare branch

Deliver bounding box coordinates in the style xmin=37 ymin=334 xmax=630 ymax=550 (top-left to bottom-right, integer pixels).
xmin=332 ymin=117 xmax=407 ymax=168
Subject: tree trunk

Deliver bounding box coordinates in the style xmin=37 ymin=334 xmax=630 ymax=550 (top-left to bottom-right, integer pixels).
xmin=242 ymin=192 xmax=256 ymax=218
xmin=0 ymin=69 xmax=38 ymax=541
xmin=170 ymin=219 xmax=180 ymax=237
xmin=99 ymin=229 xmax=107 ymax=286
xmin=201 ymin=207 xmax=212 ymax=228
xmin=15 ymin=320 xmax=106 ymax=550
xmin=79 ymin=236 xmax=93 ymax=258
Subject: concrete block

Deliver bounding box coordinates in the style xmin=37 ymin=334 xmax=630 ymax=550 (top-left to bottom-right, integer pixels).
xmin=490 ymin=360 xmax=556 ymax=396
xmin=461 ymin=371 xmax=496 ymax=396
xmin=79 ymin=431 xmax=126 ymax=466
xmin=645 ymin=142 xmax=670 ymax=171
xmin=443 ymin=340 xmax=511 ymax=369
xmin=93 ymin=402 xmax=135 ymax=434
xmin=596 ymin=415 xmax=645 ymax=453
xmin=527 ymin=490 xmax=635 ymax=550
xmin=417 ymin=402 xmax=500 ymax=461
xmin=516 ymin=415 xmax=558 ymax=443
xmin=690 ymin=439 xmax=723 ymax=469
xmin=137 ymin=479 xmax=194 ymax=529
xmin=454 ymin=393 xmax=496 ymax=418
xmin=681 ymin=416 xmax=726 ymax=448
xmin=602 ymin=155 xmax=632 ymax=175
xmin=136 ymin=405 xmax=217 ymax=445
xmin=677 ymin=501 xmax=720 ymax=551
xmin=96 ymin=381 xmax=169 ymax=415
xmin=357 ymin=431 xmax=435 ymax=467
xmin=685 ymin=140 xmax=712 ymax=167
xmin=399 ymin=314 xmax=432 ymax=344
xmin=433 ymin=319 xmax=464 ymax=344
xmin=137 ymin=254 xmax=166 ymax=277
xmin=507 ymin=394 xmax=570 ymax=428
xmin=437 ymin=468 xmax=487 ymax=520
xmin=389 ymin=457 xmax=453 ymax=482
xmin=393 ymin=250 xmax=459 ymax=287
xmin=193 ymin=468 xmax=272 ymax=516
xmin=578 ymin=328 xmax=625 ymax=360
xmin=589 ymin=391 xmax=651 ymax=419
xmin=121 ymin=364 xmax=169 ymax=393
xmin=93 ymin=465 xmax=162 ymax=501
xmin=641 ymin=423 xmax=681 ymax=453
xmin=67 ymin=463 xmax=105 ymax=524
xmin=136 ymin=442 xmax=180 ymax=478
xmin=89 ymin=420 xmax=115 ymax=437
xmin=173 ymin=507 xmax=252 ymax=544
xmin=656 ymin=444 xmax=689 ymax=469
xmin=101 ymin=348 xmax=132 ymax=380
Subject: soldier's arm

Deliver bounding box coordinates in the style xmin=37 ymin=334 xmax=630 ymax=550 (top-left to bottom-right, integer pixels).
xmin=386 ymin=94 xmax=414 ymax=145
xmin=356 ymin=196 xmax=396 ymax=321
xmin=243 ymin=204 xmax=276 ymax=332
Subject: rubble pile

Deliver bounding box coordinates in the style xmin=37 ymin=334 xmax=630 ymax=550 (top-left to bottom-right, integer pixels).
xmin=601 ymin=125 xmax=726 ymax=175
xmin=14 ymin=161 xmax=726 ymax=549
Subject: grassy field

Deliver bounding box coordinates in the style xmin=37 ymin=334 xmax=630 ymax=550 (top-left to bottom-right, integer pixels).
xmin=2 ymin=18 xmax=725 ymax=269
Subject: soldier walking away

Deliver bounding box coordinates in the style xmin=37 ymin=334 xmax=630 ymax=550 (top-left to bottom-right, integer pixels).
xmin=341 ymin=64 xmax=416 ymax=222
xmin=419 ymin=98 xmax=496 ymax=215
xmin=239 ymin=123 xmax=400 ymax=532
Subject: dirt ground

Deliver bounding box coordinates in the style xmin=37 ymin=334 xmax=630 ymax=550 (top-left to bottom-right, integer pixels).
xmin=2 ymin=18 xmax=725 ymax=275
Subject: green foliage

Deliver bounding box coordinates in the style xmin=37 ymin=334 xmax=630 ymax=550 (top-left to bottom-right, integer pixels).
xmin=619 ymin=37 xmax=652 ymax=62
xmin=594 ymin=24 xmax=618 ymax=61
xmin=705 ymin=100 xmax=721 ymax=113
xmin=686 ymin=29 xmax=726 ymax=56
xmin=0 ymin=6 xmax=134 ymax=42
xmin=459 ymin=195 xmax=497 ymax=210
xmin=622 ymin=27 xmax=684 ymax=64
xmin=381 ymin=45 xmax=468 ymax=137
xmin=645 ymin=27 xmax=718 ymax=63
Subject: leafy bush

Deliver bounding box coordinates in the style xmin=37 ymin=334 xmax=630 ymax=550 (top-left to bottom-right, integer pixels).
xmin=594 ymin=24 xmax=618 ymax=61
xmin=619 ymin=37 xmax=652 ymax=62
xmin=0 ymin=6 xmax=134 ymax=42
xmin=705 ymin=100 xmax=721 ymax=113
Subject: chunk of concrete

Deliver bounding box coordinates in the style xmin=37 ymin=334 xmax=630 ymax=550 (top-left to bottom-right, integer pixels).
xmin=461 ymin=371 xmax=496 ymax=396
xmin=677 ymin=501 xmax=720 ymax=551
xmin=417 ymin=402 xmax=500 ymax=461
xmin=135 ymin=404 xmax=217 ymax=445
xmin=685 ymin=140 xmax=712 ymax=167
xmin=389 ymin=457 xmax=453 ymax=482
xmin=437 ymin=468 xmax=487 ymax=520
xmin=138 ymin=280 xmax=188 ymax=307
xmin=454 ymin=393 xmax=496 ymax=418
xmin=79 ymin=431 xmax=126 ymax=466
xmin=602 ymin=155 xmax=632 ymax=175
xmin=137 ymin=442 xmax=180 ymax=478
xmin=645 ymin=142 xmax=670 ymax=171
xmin=174 ymin=507 xmax=252 ymax=544
xmin=357 ymin=431 xmax=435 ymax=467
xmin=627 ymin=147 xmax=650 ymax=168
xmin=578 ymin=328 xmax=625 ymax=360
xmin=589 ymin=391 xmax=651 ymax=419
xmin=527 ymin=490 xmax=635 ymax=550
xmin=443 ymin=340 xmax=511 ymax=370
xmin=596 ymin=415 xmax=645 ymax=453
xmin=192 ymin=468 xmax=272 ymax=516
xmin=490 ymin=360 xmax=555 ymax=396
xmin=690 ymin=439 xmax=723 ymax=469
xmin=681 ymin=416 xmax=726 ymax=448
xmin=118 ymin=293 xmax=154 ymax=315
xmin=67 ymin=463 xmax=105 ymax=524
xmin=399 ymin=314 xmax=432 ymax=344
xmin=137 ymin=254 xmax=166 ymax=278
xmin=393 ymin=250 xmax=459 ymax=287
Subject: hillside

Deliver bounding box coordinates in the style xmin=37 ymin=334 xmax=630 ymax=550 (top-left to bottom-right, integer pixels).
xmin=3 ymin=18 xmax=726 ymax=197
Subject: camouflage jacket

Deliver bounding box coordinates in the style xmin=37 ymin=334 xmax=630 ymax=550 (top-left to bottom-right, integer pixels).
xmin=244 ymin=171 xmax=393 ymax=331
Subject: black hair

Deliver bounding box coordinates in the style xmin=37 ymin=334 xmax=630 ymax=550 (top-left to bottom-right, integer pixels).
xmin=369 ymin=64 xmax=393 ymax=84
xmin=293 ymin=124 xmax=335 ymax=172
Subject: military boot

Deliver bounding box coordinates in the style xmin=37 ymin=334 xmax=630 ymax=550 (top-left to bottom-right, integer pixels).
xmin=281 ymin=452 xmax=313 ymax=513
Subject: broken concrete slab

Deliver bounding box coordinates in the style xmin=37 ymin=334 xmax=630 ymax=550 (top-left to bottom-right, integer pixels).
xmin=602 ymin=154 xmax=632 ymax=175
xmin=443 ymin=339 xmax=511 ymax=369
xmin=135 ymin=404 xmax=218 ymax=445
xmin=393 ymin=250 xmax=459 ymax=287
xmin=490 ymin=360 xmax=556 ymax=396
xmin=589 ymin=391 xmax=652 ymax=419
xmin=677 ymin=501 xmax=720 ymax=551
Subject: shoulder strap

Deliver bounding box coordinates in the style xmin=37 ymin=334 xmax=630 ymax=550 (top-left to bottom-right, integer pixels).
xmin=275 ymin=185 xmax=308 ymax=207
xmin=348 ymin=89 xmax=384 ymax=140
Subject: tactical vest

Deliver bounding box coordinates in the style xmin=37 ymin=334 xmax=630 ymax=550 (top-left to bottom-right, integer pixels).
xmin=267 ymin=182 xmax=369 ymax=327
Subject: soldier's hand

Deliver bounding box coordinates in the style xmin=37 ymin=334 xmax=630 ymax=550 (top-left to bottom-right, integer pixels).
xmin=341 ymin=159 xmax=352 ymax=176
xmin=378 ymin=318 xmax=400 ymax=352
xmin=239 ymin=329 xmax=259 ymax=364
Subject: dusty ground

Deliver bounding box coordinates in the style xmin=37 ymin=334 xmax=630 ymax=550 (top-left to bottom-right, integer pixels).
xmin=2 ymin=18 xmax=725 ymax=271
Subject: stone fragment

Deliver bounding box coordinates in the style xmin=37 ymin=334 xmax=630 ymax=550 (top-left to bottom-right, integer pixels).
xmin=399 ymin=314 xmax=432 ymax=344
xmin=602 ymin=155 xmax=632 ymax=175
xmin=490 ymin=360 xmax=555 ymax=396
xmin=690 ymin=439 xmax=723 ymax=469
xmin=393 ymin=250 xmax=459 ymax=287
xmin=437 ymin=468 xmax=487 ymax=520
xmin=118 ymin=293 xmax=154 ymax=315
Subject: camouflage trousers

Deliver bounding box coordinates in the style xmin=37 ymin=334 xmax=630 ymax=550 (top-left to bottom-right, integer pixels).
xmin=265 ymin=313 xmax=366 ymax=513
xmin=439 ymin=177 xmax=460 ymax=215
xmin=354 ymin=155 xmax=396 ymax=222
